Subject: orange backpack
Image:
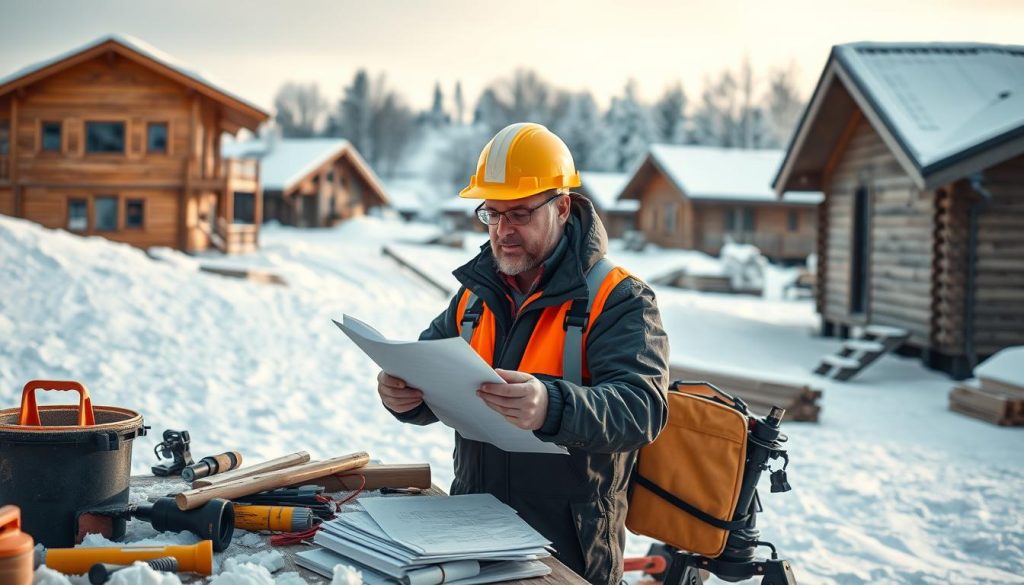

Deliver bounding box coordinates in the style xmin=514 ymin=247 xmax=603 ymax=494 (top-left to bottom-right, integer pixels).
xmin=626 ymin=382 xmax=752 ymax=558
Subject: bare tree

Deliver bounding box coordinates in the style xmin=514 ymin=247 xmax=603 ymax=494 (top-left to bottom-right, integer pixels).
xmin=763 ymin=62 xmax=805 ymax=148
xmin=273 ymin=82 xmax=326 ymax=138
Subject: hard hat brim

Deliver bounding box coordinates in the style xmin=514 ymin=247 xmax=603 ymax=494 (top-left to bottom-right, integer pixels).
xmin=459 ymin=173 xmax=581 ymax=200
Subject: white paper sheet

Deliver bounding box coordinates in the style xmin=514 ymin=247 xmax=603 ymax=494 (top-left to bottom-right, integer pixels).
xmin=334 ymin=315 xmax=567 ymax=454
xmin=360 ymin=494 xmax=552 ymax=557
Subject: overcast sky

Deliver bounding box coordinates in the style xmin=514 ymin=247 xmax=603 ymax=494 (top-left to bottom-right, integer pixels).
xmin=2 ymin=0 xmax=1022 ymax=115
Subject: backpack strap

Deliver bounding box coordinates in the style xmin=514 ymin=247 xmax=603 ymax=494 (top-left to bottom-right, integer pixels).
xmin=459 ymin=290 xmax=483 ymax=344
xmin=562 ymin=257 xmax=615 ymax=385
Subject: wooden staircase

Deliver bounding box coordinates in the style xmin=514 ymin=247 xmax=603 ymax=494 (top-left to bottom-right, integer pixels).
xmin=814 ymin=325 xmax=909 ymax=381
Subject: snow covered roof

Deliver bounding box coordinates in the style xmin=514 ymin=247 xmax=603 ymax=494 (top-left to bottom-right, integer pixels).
xmin=776 ymin=42 xmax=1024 ymax=193
xmin=382 ymin=178 xmax=431 ymax=213
xmin=222 ymin=138 xmax=389 ymax=205
xmin=579 ymin=171 xmax=639 ymax=213
xmin=0 ymin=34 xmax=268 ymax=130
xmin=632 ymin=145 xmax=822 ymax=204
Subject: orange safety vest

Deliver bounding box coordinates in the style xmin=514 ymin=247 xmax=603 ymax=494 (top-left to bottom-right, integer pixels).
xmin=456 ymin=258 xmax=631 ymax=384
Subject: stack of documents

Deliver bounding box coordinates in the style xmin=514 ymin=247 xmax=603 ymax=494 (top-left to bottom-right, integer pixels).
xmin=295 ymin=494 xmax=553 ymax=585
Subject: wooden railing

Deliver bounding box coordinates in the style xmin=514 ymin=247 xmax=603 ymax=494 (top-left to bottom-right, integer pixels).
xmin=0 ymin=155 xmax=8 ymax=181
xmin=217 ymin=217 xmax=258 ymax=255
xmin=702 ymin=232 xmax=816 ymax=260
xmin=227 ymin=158 xmax=259 ymax=182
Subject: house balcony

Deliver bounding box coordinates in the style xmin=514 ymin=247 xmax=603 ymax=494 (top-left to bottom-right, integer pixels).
xmin=192 ymin=158 xmax=260 ymax=193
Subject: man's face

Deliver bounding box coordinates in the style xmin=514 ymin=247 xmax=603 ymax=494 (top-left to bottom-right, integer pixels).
xmin=484 ymin=191 xmax=569 ymax=276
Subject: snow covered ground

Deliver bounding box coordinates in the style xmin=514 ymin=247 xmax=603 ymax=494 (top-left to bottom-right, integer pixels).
xmin=1 ymin=215 xmax=1022 ymax=585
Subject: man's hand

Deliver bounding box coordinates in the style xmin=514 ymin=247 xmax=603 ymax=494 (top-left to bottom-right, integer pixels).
xmin=377 ymin=371 xmax=423 ymax=413
xmin=478 ymin=369 xmax=549 ymax=431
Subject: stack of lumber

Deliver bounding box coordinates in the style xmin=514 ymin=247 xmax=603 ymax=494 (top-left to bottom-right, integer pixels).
xmin=669 ymin=363 xmax=822 ymax=422
xmin=948 ymin=346 xmax=1024 ymax=426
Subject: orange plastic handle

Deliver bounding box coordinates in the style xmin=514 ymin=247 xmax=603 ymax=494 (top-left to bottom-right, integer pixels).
xmin=18 ymin=380 xmax=96 ymax=427
xmin=0 ymin=505 xmax=20 ymax=532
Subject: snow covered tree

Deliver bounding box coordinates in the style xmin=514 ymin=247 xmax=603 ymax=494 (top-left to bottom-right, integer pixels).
xmin=428 ymin=82 xmax=449 ymax=127
xmin=453 ymin=81 xmax=465 ymax=126
xmin=763 ymin=63 xmax=805 ymax=148
xmin=273 ymin=82 xmax=326 ymax=138
xmin=473 ymin=69 xmax=558 ymax=134
xmin=329 ymin=69 xmax=374 ymax=155
xmin=652 ymin=82 xmax=687 ymax=144
xmin=592 ymin=80 xmax=655 ymax=172
xmin=552 ymin=91 xmax=605 ymax=171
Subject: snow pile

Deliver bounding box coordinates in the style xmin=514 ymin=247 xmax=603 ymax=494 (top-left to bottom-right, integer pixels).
xmin=720 ymin=240 xmax=766 ymax=291
xmin=975 ymin=346 xmax=1024 ymax=387
xmin=330 ymin=564 xmax=363 ymax=585
xmin=4 ymin=215 xmax=1024 ymax=585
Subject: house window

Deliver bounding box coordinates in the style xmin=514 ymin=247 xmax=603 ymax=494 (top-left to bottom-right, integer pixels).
xmin=147 ymin=123 xmax=168 ymax=154
xmin=742 ymin=208 xmax=755 ymax=231
xmin=233 ymin=192 xmax=255 ymax=224
xmin=42 ymin=121 xmax=62 ymax=152
xmin=68 ymin=198 xmax=88 ymax=232
xmin=787 ymin=210 xmax=799 ymax=232
xmin=86 ymin=122 xmax=125 ymax=154
xmin=725 ymin=208 xmax=755 ymax=232
xmin=0 ymin=121 xmax=10 ymax=155
xmin=663 ymin=202 xmax=677 ymax=235
xmin=94 ymin=196 xmax=118 ymax=231
xmin=126 ymin=199 xmax=145 ymax=229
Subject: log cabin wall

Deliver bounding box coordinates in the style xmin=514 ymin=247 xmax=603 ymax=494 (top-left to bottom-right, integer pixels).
xmin=691 ymin=202 xmax=816 ymax=260
xmin=823 ymin=114 xmax=933 ymax=347
xmin=968 ymin=152 xmax=1024 ymax=358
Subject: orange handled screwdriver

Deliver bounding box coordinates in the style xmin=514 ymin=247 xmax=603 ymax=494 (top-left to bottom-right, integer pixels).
xmin=37 ymin=540 xmax=212 ymax=575
xmin=234 ymin=505 xmax=314 ymax=532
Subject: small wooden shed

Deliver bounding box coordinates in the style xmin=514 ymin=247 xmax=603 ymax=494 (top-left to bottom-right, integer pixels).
xmin=0 ymin=34 xmax=269 ymax=253
xmin=223 ymin=137 xmax=389 ymax=227
xmin=619 ymin=145 xmax=821 ymax=261
xmin=577 ymin=171 xmax=638 ymax=239
xmin=773 ymin=42 xmax=1024 ymax=378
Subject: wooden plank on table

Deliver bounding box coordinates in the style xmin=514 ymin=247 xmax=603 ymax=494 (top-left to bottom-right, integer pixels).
xmin=297 ymin=463 xmax=432 ymax=491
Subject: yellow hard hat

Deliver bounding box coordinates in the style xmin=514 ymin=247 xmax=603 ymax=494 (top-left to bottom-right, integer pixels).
xmin=459 ymin=123 xmax=581 ymax=200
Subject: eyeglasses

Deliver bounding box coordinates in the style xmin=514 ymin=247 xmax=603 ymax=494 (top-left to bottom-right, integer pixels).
xmin=475 ymin=194 xmax=563 ymax=226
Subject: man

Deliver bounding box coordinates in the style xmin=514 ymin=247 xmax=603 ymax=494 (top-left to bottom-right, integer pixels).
xmin=377 ymin=122 xmax=670 ymax=585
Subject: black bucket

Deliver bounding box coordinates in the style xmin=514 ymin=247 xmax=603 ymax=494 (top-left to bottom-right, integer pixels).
xmin=0 ymin=380 xmax=146 ymax=548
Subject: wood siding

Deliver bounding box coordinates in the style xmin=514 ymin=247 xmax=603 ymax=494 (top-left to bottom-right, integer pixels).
xmin=822 ymin=115 xmax=934 ymax=346
xmin=970 ymin=153 xmax=1024 ymax=356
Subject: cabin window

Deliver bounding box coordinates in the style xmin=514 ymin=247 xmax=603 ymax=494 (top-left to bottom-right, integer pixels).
xmin=86 ymin=122 xmax=125 ymax=154
xmin=233 ymin=192 xmax=255 ymax=224
xmin=126 ymin=199 xmax=145 ymax=229
xmin=42 ymin=121 xmax=62 ymax=152
xmin=67 ymin=199 xmax=88 ymax=232
xmin=725 ymin=208 xmax=755 ymax=232
xmin=787 ymin=210 xmax=799 ymax=232
xmin=0 ymin=121 xmax=8 ymax=155
xmin=94 ymin=196 xmax=118 ymax=231
xmin=147 ymin=123 xmax=168 ymax=154
xmin=663 ymin=202 xmax=677 ymax=235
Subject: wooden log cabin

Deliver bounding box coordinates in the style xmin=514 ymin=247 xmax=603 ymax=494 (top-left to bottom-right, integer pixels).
xmin=577 ymin=171 xmax=638 ymax=239
xmin=222 ymin=136 xmax=390 ymax=227
xmin=0 ymin=34 xmax=269 ymax=253
xmin=773 ymin=42 xmax=1024 ymax=378
xmin=618 ymin=145 xmax=821 ymax=261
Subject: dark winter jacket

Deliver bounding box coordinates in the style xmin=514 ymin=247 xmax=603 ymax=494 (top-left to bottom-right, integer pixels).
xmin=390 ymin=195 xmax=670 ymax=585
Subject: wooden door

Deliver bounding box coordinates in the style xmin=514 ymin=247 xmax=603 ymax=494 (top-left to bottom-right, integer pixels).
xmin=850 ymin=186 xmax=871 ymax=314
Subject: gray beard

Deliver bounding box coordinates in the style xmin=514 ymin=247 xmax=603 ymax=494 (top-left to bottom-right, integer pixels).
xmin=492 ymin=247 xmax=542 ymax=276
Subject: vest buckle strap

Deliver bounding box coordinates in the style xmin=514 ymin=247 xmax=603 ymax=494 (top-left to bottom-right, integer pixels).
xmin=563 ymin=298 xmax=589 ymax=331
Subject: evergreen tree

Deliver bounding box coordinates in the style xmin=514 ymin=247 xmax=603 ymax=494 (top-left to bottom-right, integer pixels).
xmin=552 ymin=91 xmax=605 ymax=171
xmin=593 ymin=80 xmax=655 ymax=172
xmin=453 ymin=81 xmax=465 ymax=126
xmin=652 ymin=82 xmax=687 ymax=144
xmin=429 ymin=82 xmax=448 ymax=127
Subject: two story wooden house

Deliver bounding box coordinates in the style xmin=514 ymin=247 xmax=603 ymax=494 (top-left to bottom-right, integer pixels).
xmin=618 ymin=145 xmax=821 ymax=261
xmin=0 ymin=34 xmax=269 ymax=253
xmin=773 ymin=42 xmax=1024 ymax=377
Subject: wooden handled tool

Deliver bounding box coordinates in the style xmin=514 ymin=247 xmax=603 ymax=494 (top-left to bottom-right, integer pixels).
xmin=175 ymin=452 xmax=369 ymax=511
xmin=190 ymin=451 xmax=311 ymax=488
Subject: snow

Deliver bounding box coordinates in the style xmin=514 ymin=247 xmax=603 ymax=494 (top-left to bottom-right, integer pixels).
xmin=646 ymin=144 xmax=824 ymax=204
xmin=835 ymin=43 xmax=1024 ymax=169
xmin=975 ymin=346 xmax=1024 ymax=388
xmin=3 ymin=215 xmax=1023 ymax=585
xmin=222 ymin=138 xmax=351 ymax=193
xmin=578 ymin=171 xmax=639 ymax=213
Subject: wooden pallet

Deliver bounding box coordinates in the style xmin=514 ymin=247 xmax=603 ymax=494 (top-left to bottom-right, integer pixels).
xmin=813 ymin=325 xmax=909 ymax=381
xmin=669 ymin=364 xmax=822 ymax=422
xmin=948 ymin=382 xmax=1024 ymax=426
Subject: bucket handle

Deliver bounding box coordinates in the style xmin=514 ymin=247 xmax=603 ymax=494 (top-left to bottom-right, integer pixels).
xmin=0 ymin=505 xmax=21 ymax=533
xmin=18 ymin=380 xmax=96 ymax=427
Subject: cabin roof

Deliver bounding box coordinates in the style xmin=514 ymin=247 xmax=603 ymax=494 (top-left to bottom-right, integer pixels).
xmin=223 ymin=137 xmax=389 ymax=205
xmin=623 ymin=145 xmax=822 ymax=204
xmin=579 ymin=171 xmax=639 ymax=213
xmin=775 ymin=42 xmax=1024 ymax=193
xmin=0 ymin=34 xmax=269 ymax=132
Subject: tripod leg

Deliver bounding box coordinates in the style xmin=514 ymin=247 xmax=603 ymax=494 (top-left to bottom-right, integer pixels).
xmin=760 ymin=559 xmax=797 ymax=585
xmin=661 ymin=554 xmax=705 ymax=585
